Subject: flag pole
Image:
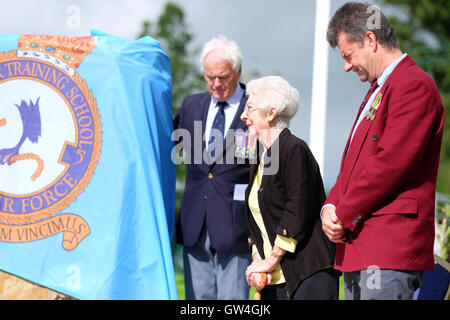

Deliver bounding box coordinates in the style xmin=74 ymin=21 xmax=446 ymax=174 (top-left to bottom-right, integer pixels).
xmin=309 ymin=0 xmax=330 ymax=175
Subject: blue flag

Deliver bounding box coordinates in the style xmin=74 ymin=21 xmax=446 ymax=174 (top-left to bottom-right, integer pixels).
xmin=0 ymin=30 xmax=177 ymax=299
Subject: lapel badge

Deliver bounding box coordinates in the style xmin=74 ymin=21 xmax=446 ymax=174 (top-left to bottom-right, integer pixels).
xmin=365 ymin=92 xmax=383 ymax=121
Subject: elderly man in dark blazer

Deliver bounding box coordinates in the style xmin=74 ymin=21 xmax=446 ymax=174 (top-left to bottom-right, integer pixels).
xmin=173 ymin=37 xmax=251 ymax=300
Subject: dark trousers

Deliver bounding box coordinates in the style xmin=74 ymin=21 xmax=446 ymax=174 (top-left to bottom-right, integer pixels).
xmin=261 ymin=268 xmax=340 ymax=300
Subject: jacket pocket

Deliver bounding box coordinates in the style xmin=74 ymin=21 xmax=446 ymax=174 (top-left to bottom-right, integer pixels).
xmin=372 ymin=198 xmax=418 ymax=216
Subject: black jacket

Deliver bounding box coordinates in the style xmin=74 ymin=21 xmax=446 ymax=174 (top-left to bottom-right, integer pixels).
xmin=245 ymin=128 xmax=336 ymax=296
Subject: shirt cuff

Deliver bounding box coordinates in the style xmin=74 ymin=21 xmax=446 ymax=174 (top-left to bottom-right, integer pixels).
xmin=275 ymin=235 xmax=298 ymax=253
xmin=320 ymin=203 xmax=336 ymax=220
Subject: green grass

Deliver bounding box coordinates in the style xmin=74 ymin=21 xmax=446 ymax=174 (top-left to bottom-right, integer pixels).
xmin=339 ymin=275 xmax=345 ymax=300
xmin=175 ymin=266 xmax=346 ymax=300
xmin=175 ymin=267 xmax=185 ymax=300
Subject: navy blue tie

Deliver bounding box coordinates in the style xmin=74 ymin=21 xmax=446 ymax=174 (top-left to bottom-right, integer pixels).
xmin=209 ymin=101 xmax=227 ymax=158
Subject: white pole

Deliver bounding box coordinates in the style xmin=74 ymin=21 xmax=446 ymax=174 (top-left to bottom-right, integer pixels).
xmin=309 ymin=0 xmax=330 ymax=175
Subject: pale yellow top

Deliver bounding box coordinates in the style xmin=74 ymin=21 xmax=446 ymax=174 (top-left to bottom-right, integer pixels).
xmin=248 ymin=163 xmax=298 ymax=285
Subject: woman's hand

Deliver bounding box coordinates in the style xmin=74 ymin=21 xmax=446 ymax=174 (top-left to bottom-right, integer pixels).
xmin=248 ymin=272 xmax=270 ymax=290
xmin=246 ymin=254 xmax=281 ymax=288
xmin=246 ymin=256 xmax=278 ymax=275
xmin=247 ymin=251 xmax=271 ymax=289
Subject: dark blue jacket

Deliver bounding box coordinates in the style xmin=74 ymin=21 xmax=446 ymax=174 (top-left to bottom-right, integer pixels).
xmin=173 ymin=84 xmax=250 ymax=253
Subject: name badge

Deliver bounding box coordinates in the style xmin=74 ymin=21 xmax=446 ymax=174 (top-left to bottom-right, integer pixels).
xmin=233 ymin=184 xmax=248 ymax=201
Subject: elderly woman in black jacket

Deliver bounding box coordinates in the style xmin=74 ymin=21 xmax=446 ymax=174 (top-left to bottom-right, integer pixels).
xmin=241 ymin=76 xmax=339 ymax=300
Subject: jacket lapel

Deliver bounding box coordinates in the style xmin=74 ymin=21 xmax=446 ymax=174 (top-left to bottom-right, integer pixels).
xmin=199 ymin=95 xmax=210 ymax=151
xmin=341 ymin=115 xmax=374 ymax=193
xmin=337 ymin=81 xmax=379 ymax=177
xmin=194 ymin=94 xmax=211 ymax=169
xmin=246 ymin=143 xmax=262 ymax=201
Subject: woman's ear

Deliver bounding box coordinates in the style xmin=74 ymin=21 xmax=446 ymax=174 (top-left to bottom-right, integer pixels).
xmin=267 ymin=107 xmax=278 ymax=123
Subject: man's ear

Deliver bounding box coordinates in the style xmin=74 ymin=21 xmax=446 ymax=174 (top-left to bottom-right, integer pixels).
xmin=365 ymin=31 xmax=378 ymax=52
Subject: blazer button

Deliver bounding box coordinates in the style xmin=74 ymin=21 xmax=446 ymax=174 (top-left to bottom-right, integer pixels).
xmin=283 ymin=229 xmax=287 ymax=236
xmin=208 ymin=173 xmax=213 ymax=179
xmin=203 ymin=196 xmax=208 ymax=200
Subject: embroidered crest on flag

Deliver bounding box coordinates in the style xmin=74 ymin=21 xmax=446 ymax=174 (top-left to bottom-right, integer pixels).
xmin=0 ymin=35 xmax=101 ymax=250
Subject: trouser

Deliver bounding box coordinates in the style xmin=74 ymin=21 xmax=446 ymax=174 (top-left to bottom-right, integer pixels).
xmin=344 ymin=269 xmax=423 ymax=300
xmin=261 ymin=268 xmax=340 ymax=300
xmin=183 ymin=227 xmax=251 ymax=300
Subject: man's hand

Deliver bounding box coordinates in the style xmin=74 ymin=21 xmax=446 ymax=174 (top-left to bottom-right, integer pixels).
xmin=322 ymin=206 xmax=347 ymax=243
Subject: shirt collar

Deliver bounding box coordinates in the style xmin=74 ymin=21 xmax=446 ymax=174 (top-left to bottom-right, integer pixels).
xmin=211 ymin=84 xmax=244 ymax=107
xmin=377 ymin=53 xmax=408 ymax=87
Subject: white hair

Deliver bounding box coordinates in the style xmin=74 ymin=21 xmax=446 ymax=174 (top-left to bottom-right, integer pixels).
xmin=200 ymin=36 xmax=242 ymax=72
xmin=246 ymin=76 xmax=300 ymax=128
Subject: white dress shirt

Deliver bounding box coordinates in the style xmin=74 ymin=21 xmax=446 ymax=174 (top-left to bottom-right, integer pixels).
xmin=204 ymin=84 xmax=245 ymax=144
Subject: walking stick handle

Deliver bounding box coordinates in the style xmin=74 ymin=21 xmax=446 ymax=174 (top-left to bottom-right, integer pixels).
xmin=253 ymin=273 xmax=267 ymax=300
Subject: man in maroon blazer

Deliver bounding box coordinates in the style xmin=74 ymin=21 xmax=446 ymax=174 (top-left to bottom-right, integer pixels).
xmin=322 ymin=2 xmax=444 ymax=299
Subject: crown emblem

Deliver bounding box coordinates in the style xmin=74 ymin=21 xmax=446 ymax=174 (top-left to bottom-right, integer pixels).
xmin=17 ymin=35 xmax=96 ymax=76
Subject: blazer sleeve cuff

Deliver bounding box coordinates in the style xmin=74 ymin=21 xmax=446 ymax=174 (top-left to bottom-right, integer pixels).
xmin=275 ymin=235 xmax=298 ymax=253
xmin=335 ymin=209 xmax=362 ymax=232
xmin=276 ymin=225 xmax=291 ymax=238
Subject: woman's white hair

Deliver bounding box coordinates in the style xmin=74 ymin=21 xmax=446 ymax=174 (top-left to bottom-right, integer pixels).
xmin=246 ymin=76 xmax=300 ymax=128
xmin=200 ymin=36 xmax=242 ymax=72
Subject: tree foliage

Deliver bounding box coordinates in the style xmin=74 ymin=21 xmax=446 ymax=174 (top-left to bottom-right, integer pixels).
xmin=380 ymin=0 xmax=450 ymax=192
xmin=137 ymin=2 xmax=203 ymax=111
xmin=137 ymin=3 xmax=204 ymax=221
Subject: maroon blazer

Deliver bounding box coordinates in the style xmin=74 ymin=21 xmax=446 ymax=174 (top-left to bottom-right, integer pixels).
xmin=326 ymin=55 xmax=445 ymax=272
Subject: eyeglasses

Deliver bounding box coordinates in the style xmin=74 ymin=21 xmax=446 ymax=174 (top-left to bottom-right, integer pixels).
xmin=244 ymin=104 xmax=258 ymax=113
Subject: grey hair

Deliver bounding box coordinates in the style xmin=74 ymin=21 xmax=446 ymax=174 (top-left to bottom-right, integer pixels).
xmin=200 ymin=36 xmax=242 ymax=72
xmin=327 ymin=2 xmax=399 ymax=50
xmin=246 ymin=76 xmax=299 ymax=129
